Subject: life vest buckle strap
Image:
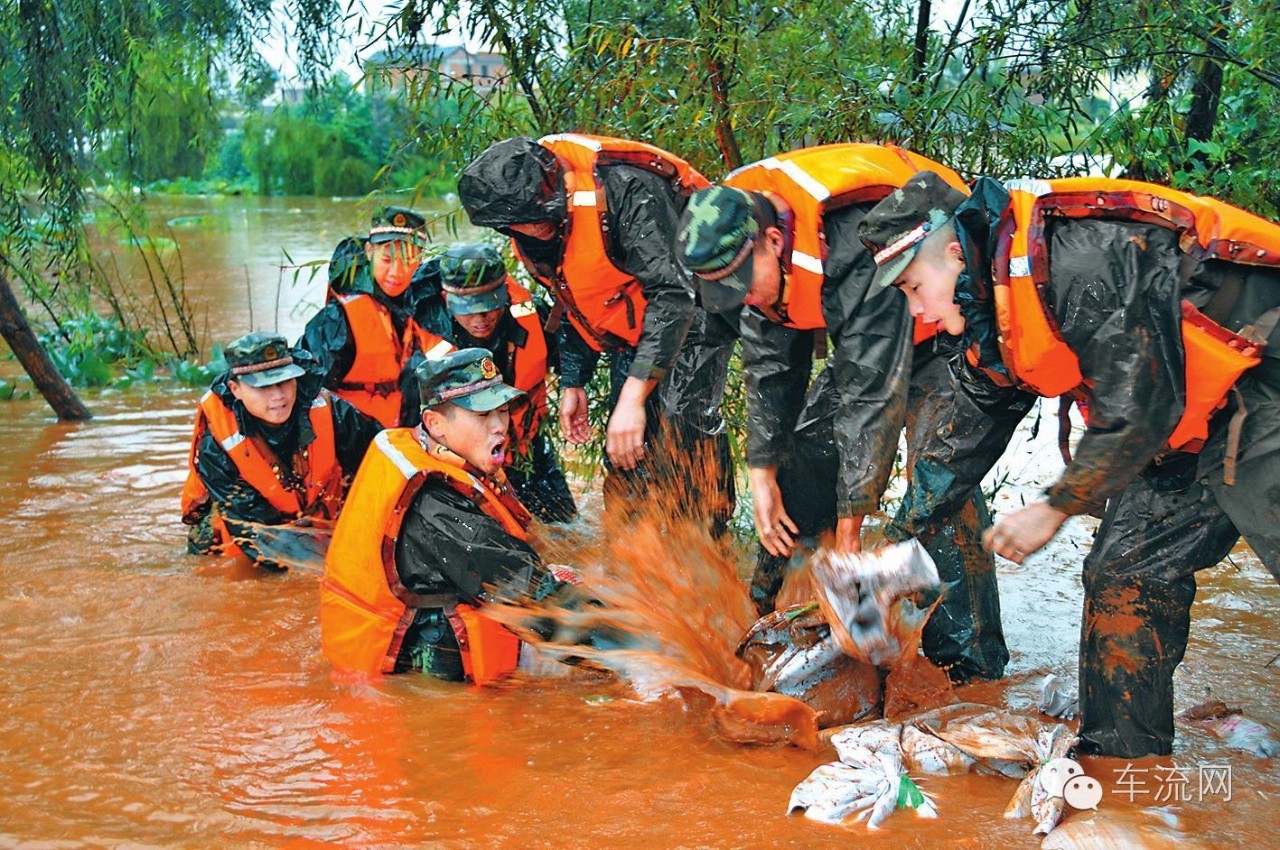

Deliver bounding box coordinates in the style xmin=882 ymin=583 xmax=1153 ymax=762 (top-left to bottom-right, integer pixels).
xmin=333 ymin=378 xmax=399 ymax=396
xmin=1239 ymin=305 xmax=1280 ymax=348
xmin=401 ymin=591 xmax=461 ymax=610
xmin=1225 ymin=386 xmax=1246 ymax=486
xmin=543 ymin=299 xmax=564 ymax=335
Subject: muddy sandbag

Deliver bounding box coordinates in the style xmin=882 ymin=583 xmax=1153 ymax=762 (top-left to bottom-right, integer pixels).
xmin=1038 ymin=673 xmax=1079 ymax=719
xmin=1178 ymin=700 xmax=1280 ymax=757
xmin=1040 ymin=810 xmax=1208 ymax=850
xmin=736 ymin=604 xmax=882 ymax=727
xmin=811 ymin=539 xmax=940 ymax=666
xmin=788 ymin=747 xmax=937 ymax=829
xmin=808 ymin=703 xmax=1078 ymax=835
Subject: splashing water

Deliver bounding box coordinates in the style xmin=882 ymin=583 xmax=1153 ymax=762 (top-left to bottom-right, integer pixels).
xmin=491 ymin=502 xmax=824 ymax=749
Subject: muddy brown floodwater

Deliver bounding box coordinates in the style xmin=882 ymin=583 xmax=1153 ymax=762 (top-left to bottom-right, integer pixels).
xmin=1 ymin=197 xmax=1278 ymax=847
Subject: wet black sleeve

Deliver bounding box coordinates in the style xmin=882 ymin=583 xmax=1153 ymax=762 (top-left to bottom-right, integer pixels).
xmin=536 ymin=301 xmax=564 ymax=374
xmin=328 ymin=395 xmax=384 ymax=477
xmin=890 ymin=359 xmax=1038 ymax=540
xmin=395 ymin=481 xmax=543 ymax=604
xmin=821 ymin=207 xmax=915 ymax=517
xmin=557 ymin=320 xmax=600 ymax=388
xmin=1044 ymin=220 xmax=1187 ymax=515
xmin=297 ymin=302 xmax=356 ymax=386
xmin=740 ymin=307 xmax=813 ymax=468
xmin=659 ymin=307 xmax=738 ymax=434
xmin=194 ymin=431 xmax=291 ymax=569
xmin=606 ymin=167 xmax=697 ymax=382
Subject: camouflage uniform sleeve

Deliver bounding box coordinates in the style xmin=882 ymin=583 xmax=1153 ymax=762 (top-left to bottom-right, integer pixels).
xmin=605 ymin=166 xmax=696 ymax=382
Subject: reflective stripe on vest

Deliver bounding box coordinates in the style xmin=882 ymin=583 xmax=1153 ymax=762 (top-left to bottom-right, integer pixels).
xmin=179 ymin=388 xmax=344 ymax=548
xmin=334 ymin=293 xmax=454 ymax=427
xmin=995 ymin=177 xmax=1279 ymax=451
xmin=725 ymin=144 xmax=970 ymax=335
xmin=517 ymin=134 xmax=709 ymax=352
xmin=320 ymin=429 xmax=530 ymax=676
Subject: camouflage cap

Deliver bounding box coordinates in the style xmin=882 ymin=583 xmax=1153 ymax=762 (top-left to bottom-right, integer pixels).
xmin=225 ymin=331 xmax=306 ymax=388
xmin=677 ymin=186 xmax=761 ymax=315
xmin=416 ymin=347 xmax=524 ymax=414
xmin=859 ymin=171 xmax=969 ymax=297
xmin=440 ymin=243 xmax=511 ymax=316
xmin=369 ymin=206 xmax=426 ymax=244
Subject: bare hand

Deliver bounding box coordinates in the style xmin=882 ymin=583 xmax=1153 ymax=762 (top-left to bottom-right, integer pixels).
xmin=835 ymin=515 xmax=864 ymax=554
xmin=750 ymin=467 xmax=800 ymax=558
xmin=559 ymin=387 xmax=592 ymax=445
xmin=605 ymin=377 xmax=651 ymax=470
xmin=982 ymin=501 xmax=1069 ymax=564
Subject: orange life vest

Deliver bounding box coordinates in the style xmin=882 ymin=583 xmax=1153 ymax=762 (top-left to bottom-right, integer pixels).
xmin=501 ymin=277 xmax=550 ymax=453
xmin=331 ymin=292 xmax=454 ymax=427
xmin=180 ymin=388 xmax=344 ymax=558
xmin=724 ymin=143 xmax=969 ymax=344
xmin=320 ymin=428 xmax=530 ymax=679
xmin=993 ymin=177 xmax=1279 ymax=451
xmin=515 ymin=133 xmax=710 ymax=352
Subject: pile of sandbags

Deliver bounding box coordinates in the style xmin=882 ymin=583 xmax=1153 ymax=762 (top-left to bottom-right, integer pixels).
xmin=790 ymin=702 xmax=1077 ymax=834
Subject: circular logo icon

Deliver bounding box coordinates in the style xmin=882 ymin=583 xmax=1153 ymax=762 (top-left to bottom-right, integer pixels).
xmin=1040 ymin=757 xmax=1084 ymax=798
xmin=480 ymin=358 xmax=499 ymax=380
xmin=1063 ymin=775 xmax=1103 ymax=811
xmin=392 ymin=212 xmax=407 ymax=227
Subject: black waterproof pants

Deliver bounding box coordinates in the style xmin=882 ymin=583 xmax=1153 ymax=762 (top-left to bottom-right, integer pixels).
xmin=892 ymin=351 xmax=1009 ymax=683
xmin=1079 ymin=368 xmax=1280 ymax=757
xmin=753 ymin=357 xmax=1010 ymax=683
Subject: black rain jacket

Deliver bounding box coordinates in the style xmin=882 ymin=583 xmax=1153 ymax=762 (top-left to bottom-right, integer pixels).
xmin=460 ymin=141 xmax=696 ymax=386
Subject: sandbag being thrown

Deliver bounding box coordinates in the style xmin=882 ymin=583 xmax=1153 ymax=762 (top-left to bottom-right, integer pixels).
xmin=810 ymin=539 xmax=940 ymax=667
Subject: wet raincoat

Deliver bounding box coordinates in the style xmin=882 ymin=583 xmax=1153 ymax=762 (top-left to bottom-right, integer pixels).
xmin=461 ymin=136 xmax=733 ymax=523
xmin=891 ymin=177 xmax=1280 ymax=757
xmin=322 ymin=428 xmax=552 ymax=679
xmin=184 ymin=362 xmax=382 ymax=570
xmin=727 ymin=146 xmax=1008 ymax=681
xmin=413 ymin=282 xmax=577 ymax=524
xmin=460 ymin=136 xmax=698 ymax=383
xmin=298 ymin=239 xmax=451 ymax=428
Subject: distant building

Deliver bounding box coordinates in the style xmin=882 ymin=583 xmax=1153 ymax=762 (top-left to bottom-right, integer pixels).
xmin=363 ymin=44 xmax=507 ymax=94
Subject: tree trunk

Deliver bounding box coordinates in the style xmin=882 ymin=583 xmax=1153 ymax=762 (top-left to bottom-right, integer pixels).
xmin=708 ymin=53 xmax=743 ymax=171
xmin=1185 ymin=1 xmax=1231 ymax=153
xmin=912 ymin=0 xmax=933 ymax=88
xmin=0 ymin=262 xmax=92 ymax=420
